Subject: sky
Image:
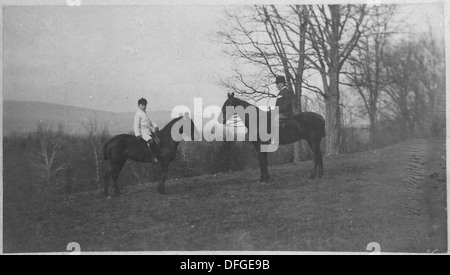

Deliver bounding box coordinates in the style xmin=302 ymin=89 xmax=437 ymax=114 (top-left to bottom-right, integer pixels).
xmin=3 ymin=5 xmax=234 ymax=113
xmin=2 ymin=2 xmax=446 ymax=115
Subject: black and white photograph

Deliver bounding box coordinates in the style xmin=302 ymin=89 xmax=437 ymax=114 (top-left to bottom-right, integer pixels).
xmin=0 ymin=0 xmax=447 ymax=255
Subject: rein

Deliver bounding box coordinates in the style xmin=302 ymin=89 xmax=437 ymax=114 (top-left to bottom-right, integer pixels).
xmin=224 ymin=98 xmax=271 ymax=128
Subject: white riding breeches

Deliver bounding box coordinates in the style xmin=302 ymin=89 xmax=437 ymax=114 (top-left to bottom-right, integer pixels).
xmin=140 ymin=129 xmax=153 ymax=142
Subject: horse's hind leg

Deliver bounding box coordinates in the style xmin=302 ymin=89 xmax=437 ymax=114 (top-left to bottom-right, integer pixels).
xmin=256 ymin=149 xmax=270 ymax=183
xmin=158 ymin=163 xmax=169 ymax=194
xmin=259 ymin=152 xmax=270 ymax=183
xmin=111 ymin=160 xmax=126 ymax=196
xmin=317 ymin=139 xmax=324 ymax=178
xmin=104 ymin=163 xmax=111 ymax=197
xmin=307 ymin=139 xmax=320 ymax=179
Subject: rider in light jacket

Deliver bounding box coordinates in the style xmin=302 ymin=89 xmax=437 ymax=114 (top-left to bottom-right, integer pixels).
xmin=134 ymin=98 xmax=160 ymax=163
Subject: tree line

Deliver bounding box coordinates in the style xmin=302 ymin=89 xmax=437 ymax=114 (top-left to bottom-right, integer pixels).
xmin=3 ymin=121 xmax=299 ymax=204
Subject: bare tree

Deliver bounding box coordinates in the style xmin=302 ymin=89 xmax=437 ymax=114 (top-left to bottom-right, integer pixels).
xmin=83 ymin=117 xmax=110 ymax=189
xmin=415 ymin=29 xmax=446 ymax=137
xmin=382 ymin=29 xmax=445 ymax=140
xmin=30 ymin=123 xmax=70 ymax=191
xmin=382 ymin=39 xmax=418 ymax=138
xmin=345 ymin=5 xmax=396 ymax=148
xmin=218 ymin=6 xmax=314 ymax=103
xmin=306 ymin=5 xmax=370 ymax=155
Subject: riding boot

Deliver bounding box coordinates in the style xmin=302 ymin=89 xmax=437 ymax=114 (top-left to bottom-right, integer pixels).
xmin=151 ymin=140 xmax=159 ymax=163
xmin=147 ymin=140 xmax=158 ymax=164
xmin=152 ymin=130 xmax=161 ymax=150
xmin=152 ymin=130 xmax=161 ymax=156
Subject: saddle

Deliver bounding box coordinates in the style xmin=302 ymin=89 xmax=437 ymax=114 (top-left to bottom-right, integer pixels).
xmin=136 ymin=133 xmax=161 ymax=163
xmin=278 ymin=114 xmax=291 ymax=129
xmin=136 ymin=132 xmax=161 ymax=148
xmin=277 ymin=114 xmax=306 ymax=139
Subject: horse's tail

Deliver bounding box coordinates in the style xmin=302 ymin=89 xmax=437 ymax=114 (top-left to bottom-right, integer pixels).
xmin=310 ymin=112 xmax=326 ymax=138
xmin=319 ymin=117 xmax=326 ymax=138
xmin=320 ymin=123 xmax=326 ymax=138
xmin=103 ymin=140 xmax=111 ymax=160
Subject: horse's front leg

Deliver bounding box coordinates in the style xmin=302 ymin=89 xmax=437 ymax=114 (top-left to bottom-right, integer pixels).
xmin=307 ymin=139 xmax=321 ymax=179
xmin=253 ymin=142 xmax=270 ymax=183
xmin=111 ymin=160 xmax=126 ymax=196
xmin=158 ymin=164 xmax=168 ymax=194
xmin=257 ymin=151 xmax=270 ymax=183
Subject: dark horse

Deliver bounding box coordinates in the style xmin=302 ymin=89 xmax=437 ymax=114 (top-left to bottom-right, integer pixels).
xmin=220 ymin=92 xmax=325 ymax=183
xmin=103 ymin=115 xmax=195 ymax=196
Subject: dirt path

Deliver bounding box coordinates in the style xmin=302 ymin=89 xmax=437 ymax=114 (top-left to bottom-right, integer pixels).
xmin=3 ymin=139 xmax=447 ymax=253
xmin=400 ymin=140 xmax=447 ymax=252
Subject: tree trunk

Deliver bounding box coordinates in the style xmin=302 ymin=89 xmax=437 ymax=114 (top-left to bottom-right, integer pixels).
xmin=293 ymin=5 xmax=308 ymax=164
xmin=293 ymin=90 xmax=310 ymax=163
xmin=368 ymin=113 xmax=377 ymax=149
xmin=325 ymin=70 xmax=341 ymax=156
xmin=323 ymin=5 xmax=342 ymax=156
xmin=293 ymin=77 xmax=303 ymax=163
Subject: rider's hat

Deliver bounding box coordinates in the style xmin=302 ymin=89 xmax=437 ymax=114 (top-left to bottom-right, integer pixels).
xmin=138 ymin=98 xmax=148 ymax=106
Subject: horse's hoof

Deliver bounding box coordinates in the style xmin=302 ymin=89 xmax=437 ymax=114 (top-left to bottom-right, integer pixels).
xmin=157 ymin=187 xmax=165 ymax=194
xmin=308 ymin=175 xmax=316 ymax=180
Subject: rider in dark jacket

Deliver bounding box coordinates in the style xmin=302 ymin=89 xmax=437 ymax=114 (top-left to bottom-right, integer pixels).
xmin=275 ymin=75 xmax=295 ymax=125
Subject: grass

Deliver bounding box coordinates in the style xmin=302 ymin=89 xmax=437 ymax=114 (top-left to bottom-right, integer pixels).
xmin=3 ymin=139 xmax=447 ymax=253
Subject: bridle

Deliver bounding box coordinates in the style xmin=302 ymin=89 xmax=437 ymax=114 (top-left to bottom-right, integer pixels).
xmin=223 ymin=98 xmax=246 ymax=128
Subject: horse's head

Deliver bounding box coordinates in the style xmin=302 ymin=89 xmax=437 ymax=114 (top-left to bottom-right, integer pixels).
xmin=219 ymin=92 xmax=238 ymax=125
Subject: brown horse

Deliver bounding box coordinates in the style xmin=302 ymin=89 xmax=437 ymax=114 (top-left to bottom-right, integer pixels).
xmin=220 ymin=92 xmax=325 ymax=183
xmin=103 ymin=115 xmax=196 ymax=196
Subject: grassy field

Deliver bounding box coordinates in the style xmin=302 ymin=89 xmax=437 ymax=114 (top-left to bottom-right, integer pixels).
xmin=3 ymin=139 xmax=447 ymax=253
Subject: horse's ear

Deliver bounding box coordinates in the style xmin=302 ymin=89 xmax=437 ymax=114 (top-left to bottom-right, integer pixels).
xmin=227 ymin=92 xmax=231 ymax=98
xmin=231 ymin=92 xmax=235 ymax=98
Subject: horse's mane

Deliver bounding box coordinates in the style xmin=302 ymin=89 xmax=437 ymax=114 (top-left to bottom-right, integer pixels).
xmin=233 ymin=97 xmax=268 ymax=113
xmin=160 ymin=116 xmax=197 ymax=141
xmin=234 ymin=97 xmax=253 ymax=107
xmin=161 ymin=116 xmax=184 ymax=132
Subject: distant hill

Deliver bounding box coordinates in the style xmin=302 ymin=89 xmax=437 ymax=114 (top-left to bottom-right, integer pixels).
xmin=2 ymin=101 xmax=173 ymax=136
